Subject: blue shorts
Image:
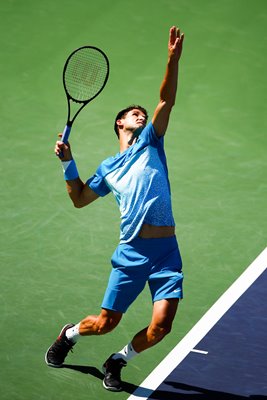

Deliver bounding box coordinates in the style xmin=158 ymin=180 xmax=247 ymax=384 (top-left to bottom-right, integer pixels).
xmin=101 ymin=236 xmax=183 ymax=313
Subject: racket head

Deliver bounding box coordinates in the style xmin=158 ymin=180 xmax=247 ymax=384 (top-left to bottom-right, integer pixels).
xmin=63 ymin=46 xmax=110 ymax=104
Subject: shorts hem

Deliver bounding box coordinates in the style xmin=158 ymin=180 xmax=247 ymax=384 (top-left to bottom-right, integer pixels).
xmin=153 ymin=293 xmax=183 ymax=303
xmin=101 ymin=305 xmax=127 ymax=314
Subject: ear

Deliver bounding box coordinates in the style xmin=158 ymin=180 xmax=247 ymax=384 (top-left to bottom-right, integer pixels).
xmin=116 ymin=119 xmax=124 ymax=130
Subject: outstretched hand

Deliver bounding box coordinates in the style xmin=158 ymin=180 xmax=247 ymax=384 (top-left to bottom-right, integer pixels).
xmin=168 ymin=26 xmax=184 ymax=61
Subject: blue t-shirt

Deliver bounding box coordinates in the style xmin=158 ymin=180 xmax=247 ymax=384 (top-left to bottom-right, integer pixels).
xmin=87 ymin=122 xmax=175 ymax=243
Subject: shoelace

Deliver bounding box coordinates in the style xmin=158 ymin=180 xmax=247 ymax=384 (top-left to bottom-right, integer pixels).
xmin=51 ymin=337 xmax=74 ymax=354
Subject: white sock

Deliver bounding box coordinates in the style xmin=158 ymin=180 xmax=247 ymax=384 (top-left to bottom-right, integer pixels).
xmin=112 ymin=342 xmax=139 ymax=362
xmin=65 ymin=323 xmax=80 ymax=343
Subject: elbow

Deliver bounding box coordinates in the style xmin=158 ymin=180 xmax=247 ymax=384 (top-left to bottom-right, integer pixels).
xmin=74 ymin=203 xmax=83 ymax=209
xmin=159 ymin=98 xmax=175 ymax=110
xmin=170 ymin=97 xmax=176 ymax=107
xmin=166 ymin=98 xmax=176 ymax=108
xmin=72 ymin=199 xmax=85 ymax=209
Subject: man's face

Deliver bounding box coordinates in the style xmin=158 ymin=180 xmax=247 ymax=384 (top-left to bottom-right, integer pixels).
xmin=120 ymin=109 xmax=147 ymax=133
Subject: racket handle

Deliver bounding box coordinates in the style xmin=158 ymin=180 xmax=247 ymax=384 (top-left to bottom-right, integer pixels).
xmin=61 ymin=124 xmax=72 ymax=143
xmin=58 ymin=124 xmax=72 ymax=159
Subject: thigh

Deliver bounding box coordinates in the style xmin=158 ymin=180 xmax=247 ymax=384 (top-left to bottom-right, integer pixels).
xmin=101 ymin=266 xmax=147 ymax=313
xmin=148 ymin=238 xmax=183 ymax=302
xmin=102 ymin=240 xmax=151 ymax=313
xmin=149 ymin=270 xmax=184 ymax=302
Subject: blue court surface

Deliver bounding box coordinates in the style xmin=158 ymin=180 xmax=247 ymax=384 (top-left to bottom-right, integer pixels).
xmin=127 ymin=248 xmax=267 ymax=400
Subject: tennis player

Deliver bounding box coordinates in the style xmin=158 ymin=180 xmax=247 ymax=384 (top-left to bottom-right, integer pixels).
xmin=46 ymin=26 xmax=184 ymax=392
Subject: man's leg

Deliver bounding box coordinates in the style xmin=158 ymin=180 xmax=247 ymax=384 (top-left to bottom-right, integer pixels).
xmin=131 ymin=298 xmax=179 ymax=353
xmin=45 ymin=309 xmax=123 ymax=367
xmin=102 ymin=298 xmax=179 ymax=391
xmin=79 ymin=308 xmax=123 ymax=335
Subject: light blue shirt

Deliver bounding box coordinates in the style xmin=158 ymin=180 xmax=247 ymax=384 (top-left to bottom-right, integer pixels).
xmin=87 ymin=122 xmax=175 ymax=243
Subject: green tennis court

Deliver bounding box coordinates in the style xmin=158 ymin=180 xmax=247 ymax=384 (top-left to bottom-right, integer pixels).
xmin=1 ymin=0 xmax=266 ymax=399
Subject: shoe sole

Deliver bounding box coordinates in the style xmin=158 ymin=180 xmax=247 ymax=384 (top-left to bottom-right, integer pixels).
xmin=44 ymin=354 xmax=63 ymax=368
xmin=102 ymin=380 xmax=122 ymax=392
xmin=45 ymin=323 xmax=74 ymax=368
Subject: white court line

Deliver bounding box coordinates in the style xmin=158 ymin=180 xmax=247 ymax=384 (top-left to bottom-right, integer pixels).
xmin=127 ymin=247 xmax=267 ymax=400
xmin=191 ymin=349 xmax=208 ymax=355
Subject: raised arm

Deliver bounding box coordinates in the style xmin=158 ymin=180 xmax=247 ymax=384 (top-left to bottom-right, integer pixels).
xmin=55 ymin=137 xmax=99 ymax=208
xmin=152 ymin=26 xmax=184 ymax=137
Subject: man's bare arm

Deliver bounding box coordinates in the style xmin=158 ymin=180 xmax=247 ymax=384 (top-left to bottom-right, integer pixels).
xmin=55 ymin=136 xmax=99 ymax=208
xmin=152 ymin=26 xmax=184 ymax=137
xmin=65 ymin=178 xmax=99 ymax=208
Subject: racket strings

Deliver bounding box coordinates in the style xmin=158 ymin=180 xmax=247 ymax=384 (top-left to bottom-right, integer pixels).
xmin=64 ymin=48 xmax=108 ymax=102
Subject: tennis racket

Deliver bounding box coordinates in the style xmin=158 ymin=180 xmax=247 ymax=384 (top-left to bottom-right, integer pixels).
xmin=59 ymin=46 xmax=109 ymax=156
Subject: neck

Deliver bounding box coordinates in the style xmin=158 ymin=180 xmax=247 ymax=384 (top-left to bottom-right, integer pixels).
xmin=119 ymin=131 xmax=135 ymax=153
xmin=119 ymin=127 xmax=143 ymax=153
xmin=119 ymin=135 xmax=135 ymax=153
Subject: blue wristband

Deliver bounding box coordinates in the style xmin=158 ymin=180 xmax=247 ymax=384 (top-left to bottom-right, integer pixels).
xmin=61 ymin=159 xmax=79 ymax=181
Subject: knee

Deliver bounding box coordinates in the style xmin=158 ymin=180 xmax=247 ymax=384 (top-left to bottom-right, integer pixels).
xmin=157 ymin=324 xmax=172 ymax=339
xmin=149 ymin=323 xmax=172 ymax=343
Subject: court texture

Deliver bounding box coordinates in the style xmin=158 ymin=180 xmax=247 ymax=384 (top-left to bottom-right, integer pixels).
xmin=0 ymin=0 xmax=266 ymax=399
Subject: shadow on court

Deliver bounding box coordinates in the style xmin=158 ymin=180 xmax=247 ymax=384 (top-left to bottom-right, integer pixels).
xmin=150 ymin=382 xmax=267 ymax=400
xmin=63 ymin=363 xmax=154 ymax=395
xmin=63 ymin=364 xmax=104 ymax=379
xmin=63 ymin=365 xmax=266 ymax=399
xmin=63 ymin=363 xmax=139 ymax=394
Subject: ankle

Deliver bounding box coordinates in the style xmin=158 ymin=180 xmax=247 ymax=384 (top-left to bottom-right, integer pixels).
xmin=112 ymin=342 xmax=139 ymax=362
xmin=65 ymin=323 xmax=80 ymax=343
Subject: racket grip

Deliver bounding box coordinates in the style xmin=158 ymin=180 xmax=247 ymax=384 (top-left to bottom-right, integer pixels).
xmin=61 ymin=124 xmax=72 ymax=143
xmin=58 ymin=125 xmax=72 ymax=159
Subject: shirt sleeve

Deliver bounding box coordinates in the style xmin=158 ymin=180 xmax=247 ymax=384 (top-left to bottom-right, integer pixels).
xmin=86 ymin=166 xmax=111 ymax=197
xmin=140 ymin=122 xmax=164 ymax=147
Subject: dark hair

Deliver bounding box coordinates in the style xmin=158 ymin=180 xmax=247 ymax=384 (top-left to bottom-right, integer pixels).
xmin=114 ymin=105 xmax=148 ymax=137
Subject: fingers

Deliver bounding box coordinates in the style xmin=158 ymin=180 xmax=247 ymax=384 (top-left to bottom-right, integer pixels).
xmin=168 ymin=26 xmax=184 ymax=61
xmin=169 ymin=26 xmax=184 ymax=45
xmin=169 ymin=26 xmax=176 ymax=45
xmin=54 ymin=134 xmax=72 ymax=160
xmin=54 ymin=134 xmax=63 ymax=156
xmin=175 ymin=31 xmax=184 ymax=48
xmin=54 ymin=139 xmax=64 ymax=157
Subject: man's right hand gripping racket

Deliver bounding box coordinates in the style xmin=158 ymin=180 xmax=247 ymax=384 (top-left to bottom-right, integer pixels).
xmin=59 ymin=46 xmax=109 ymax=158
